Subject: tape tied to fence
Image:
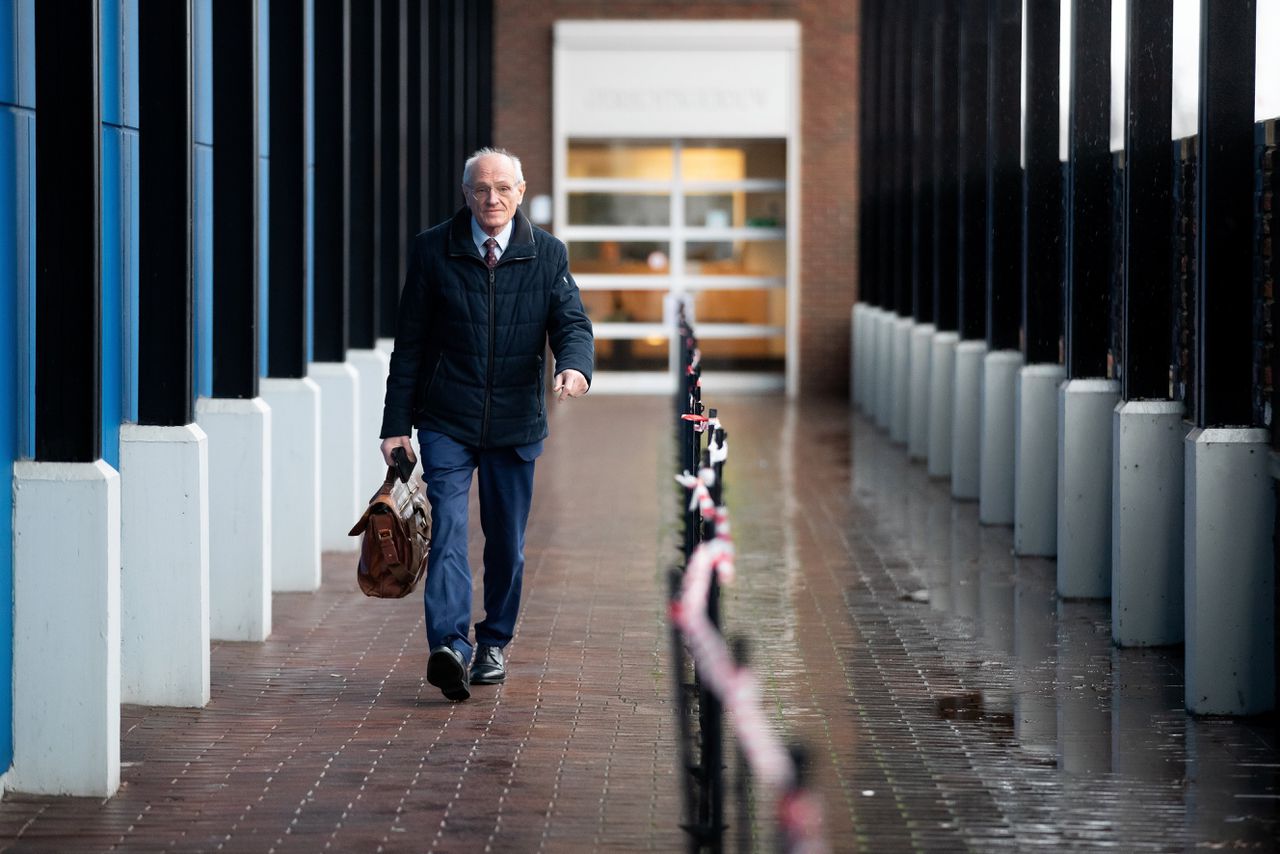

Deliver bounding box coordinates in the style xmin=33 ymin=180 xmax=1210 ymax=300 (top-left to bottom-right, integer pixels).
xmin=673 ymin=509 xmax=829 ymax=852
xmin=674 ymin=468 xmax=717 ymax=518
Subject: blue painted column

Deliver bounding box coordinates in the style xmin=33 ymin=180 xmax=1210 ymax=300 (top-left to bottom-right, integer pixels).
xmin=100 ymin=0 xmax=139 ymax=468
xmin=0 ymin=0 xmax=37 ymax=775
xmin=194 ymin=0 xmax=213 ymax=400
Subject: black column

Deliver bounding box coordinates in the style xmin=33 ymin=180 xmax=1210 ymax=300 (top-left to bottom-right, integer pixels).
xmin=35 ymin=1 xmax=100 ymax=461
xmin=268 ymin=0 xmax=307 ymax=379
xmin=911 ymin=3 xmax=936 ymax=325
xmin=406 ymin=0 xmax=427 ymax=236
xmin=892 ymin=4 xmax=913 ymax=319
xmin=347 ymin=0 xmax=376 ymax=351
xmin=858 ymin=0 xmax=881 ymax=308
xmin=1023 ymin=0 xmax=1062 ymax=365
xmin=876 ymin=2 xmax=896 ymax=313
xmin=212 ymin=0 xmax=259 ymax=399
xmin=313 ymin=0 xmax=347 ymax=363
xmin=376 ymin=0 xmax=406 ymax=337
xmin=138 ymin=0 xmax=194 ymax=426
xmin=986 ymin=0 xmax=1021 ymax=353
xmin=1065 ymin=0 xmax=1114 ymax=379
xmin=426 ymin=0 xmax=493 ymax=227
xmin=1122 ymin=0 xmax=1174 ymax=401
xmin=933 ymin=4 xmax=960 ymax=334
xmin=958 ymin=0 xmax=990 ymax=341
xmin=1195 ymin=0 xmax=1256 ymax=427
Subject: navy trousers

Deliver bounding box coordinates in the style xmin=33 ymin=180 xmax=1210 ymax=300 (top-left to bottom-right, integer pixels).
xmin=418 ymin=430 xmax=539 ymax=666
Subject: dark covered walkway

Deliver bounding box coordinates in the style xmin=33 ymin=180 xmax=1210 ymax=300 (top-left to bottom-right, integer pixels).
xmin=1 ymin=396 xmax=1276 ymax=851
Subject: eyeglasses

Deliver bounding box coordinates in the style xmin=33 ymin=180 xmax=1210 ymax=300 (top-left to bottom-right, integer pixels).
xmin=464 ymin=184 xmax=520 ymax=201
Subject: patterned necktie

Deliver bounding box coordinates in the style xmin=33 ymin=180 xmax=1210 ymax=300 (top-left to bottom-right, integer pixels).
xmin=484 ymin=237 xmax=498 ymax=270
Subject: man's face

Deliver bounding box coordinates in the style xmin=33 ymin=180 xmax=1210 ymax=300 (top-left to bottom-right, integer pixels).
xmin=464 ymin=155 xmax=526 ymax=234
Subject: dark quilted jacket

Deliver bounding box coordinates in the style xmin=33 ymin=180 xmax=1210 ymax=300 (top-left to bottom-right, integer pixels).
xmin=380 ymin=207 xmax=595 ymax=448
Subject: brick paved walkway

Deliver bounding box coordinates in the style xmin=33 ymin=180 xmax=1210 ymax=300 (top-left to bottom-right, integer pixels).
xmin=1 ymin=395 xmax=1278 ymax=852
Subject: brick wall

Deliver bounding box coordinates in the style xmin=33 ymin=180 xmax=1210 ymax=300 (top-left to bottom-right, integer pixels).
xmin=493 ymin=0 xmax=862 ymax=398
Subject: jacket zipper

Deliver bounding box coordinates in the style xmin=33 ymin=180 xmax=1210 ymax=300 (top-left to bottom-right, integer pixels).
xmin=481 ymin=263 xmax=495 ymax=445
xmin=469 ymin=251 xmax=534 ymax=447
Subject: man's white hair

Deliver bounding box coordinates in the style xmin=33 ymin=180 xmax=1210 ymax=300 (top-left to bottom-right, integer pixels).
xmin=463 ymin=147 xmax=525 ymax=185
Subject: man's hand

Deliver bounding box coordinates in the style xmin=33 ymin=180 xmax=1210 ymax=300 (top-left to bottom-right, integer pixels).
xmin=381 ymin=436 xmax=416 ymax=467
xmin=552 ymin=369 xmax=588 ymax=402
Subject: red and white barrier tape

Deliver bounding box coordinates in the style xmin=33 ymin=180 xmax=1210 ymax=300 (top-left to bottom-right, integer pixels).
xmin=674 ymin=467 xmax=717 ymax=518
xmin=669 ymin=501 xmax=829 ymax=852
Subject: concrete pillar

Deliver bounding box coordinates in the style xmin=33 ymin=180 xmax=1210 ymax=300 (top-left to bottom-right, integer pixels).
xmin=951 ymin=340 xmax=987 ymax=499
xmin=197 ymin=397 xmax=272 ymax=641
xmin=1184 ymin=428 xmax=1275 ymax=715
xmin=310 ymin=361 xmax=361 ymax=553
xmin=979 ymin=349 xmax=1021 ymax=524
xmin=1111 ymin=400 xmax=1185 ymax=647
xmin=907 ymin=323 xmax=935 ymax=460
xmin=120 ymin=424 xmax=211 ymax=707
xmin=851 ymin=304 xmax=864 ymax=407
xmin=1014 ymin=364 xmax=1066 ymax=555
xmin=890 ymin=316 xmax=912 ymax=442
xmin=927 ymin=331 xmax=959 ymax=478
xmin=1056 ymin=379 xmax=1120 ymax=598
xmin=11 ymin=461 xmax=121 ymax=796
xmin=260 ymin=376 xmax=322 ymax=591
xmin=875 ymin=311 xmax=895 ymax=430
xmin=348 ymin=347 xmax=392 ymax=498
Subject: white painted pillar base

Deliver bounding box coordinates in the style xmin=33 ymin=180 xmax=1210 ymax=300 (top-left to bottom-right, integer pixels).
xmin=951 ymin=340 xmax=987 ymax=499
xmin=907 ymin=323 xmax=935 ymax=461
xmin=979 ymin=350 xmax=1021 ymax=525
xmin=1184 ymin=428 xmax=1275 ymax=715
xmin=120 ymin=424 xmax=211 ymax=707
xmin=196 ymin=397 xmax=272 ymax=641
xmin=858 ymin=305 xmax=875 ymax=412
xmin=927 ymin=331 xmax=959 ymax=478
xmin=11 ymin=461 xmax=121 ymax=796
xmin=376 ymin=335 xmax=395 ymax=356
xmin=890 ymin=316 xmax=912 ymax=443
xmin=260 ymin=376 xmax=322 ymax=591
xmin=1056 ymin=379 xmax=1121 ymax=598
xmin=1112 ymin=401 xmax=1185 ymax=647
xmin=348 ymin=348 xmax=392 ymax=497
xmin=850 ymin=304 xmax=862 ymax=407
xmin=310 ymin=361 xmax=362 ymax=553
xmin=1014 ymin=364 xmax=1066 ymax=555
xmin=874 ymin=310 xmax=894 ymax=430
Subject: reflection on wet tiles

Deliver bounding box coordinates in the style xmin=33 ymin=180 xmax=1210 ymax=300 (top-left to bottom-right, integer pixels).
xmin=707 ymin=399 xmax=1279 ymax=848
xmin=1110 ymin=647 xmax=1184 ymax=782
xmin=1014 ymin=559 xmax=1059 ymax=759
xmin=1056 ymin=601 xmax=1114 ymax=775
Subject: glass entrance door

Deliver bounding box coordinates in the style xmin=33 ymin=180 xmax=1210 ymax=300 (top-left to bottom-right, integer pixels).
xmin=560 ymin=139 xmax=788 ymax=392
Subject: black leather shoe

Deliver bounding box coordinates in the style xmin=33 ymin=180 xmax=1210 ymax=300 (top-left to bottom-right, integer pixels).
xmin=427 ymin=645 xmax=470 ymax=701
xmin=469 ymin=644 xmax=506 ymax=685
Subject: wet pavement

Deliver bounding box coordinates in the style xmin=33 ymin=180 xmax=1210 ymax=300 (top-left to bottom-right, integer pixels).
xmin=0 ymin=394 xmax=1277 ymax=852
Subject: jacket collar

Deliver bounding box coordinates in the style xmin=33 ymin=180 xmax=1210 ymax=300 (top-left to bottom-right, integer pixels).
xmin=448 ymin=207 xmax=536 ymax=262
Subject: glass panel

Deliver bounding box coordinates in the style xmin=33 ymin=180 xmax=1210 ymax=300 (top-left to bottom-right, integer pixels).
xmin=685 ymin=191 xmax=786 ymax=228
xmin=594 ymin=336 xmax=669 ymax=372
xmin=685 ymin=241 xmax=785 ymax=277
xmin=692 ymin=289 xmax=786 ymax=326
xmin=581 ymin=290 xmax=666 ymax=325
xmin=569 ymin=241 xmax=670 ymax=275
xmin=568 ymin=192 xmax=670 ymax=226
xmin=697 ymin=337 xmax=786 ymax=372
xmin=680 ymin=139 xmax=786 ymax=181
xmin=567 ymin=141 xmax=674 ymax=179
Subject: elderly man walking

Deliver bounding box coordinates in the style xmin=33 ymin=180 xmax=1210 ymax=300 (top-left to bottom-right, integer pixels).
xmin=380 ymin=147 xmax=594 ymax=701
